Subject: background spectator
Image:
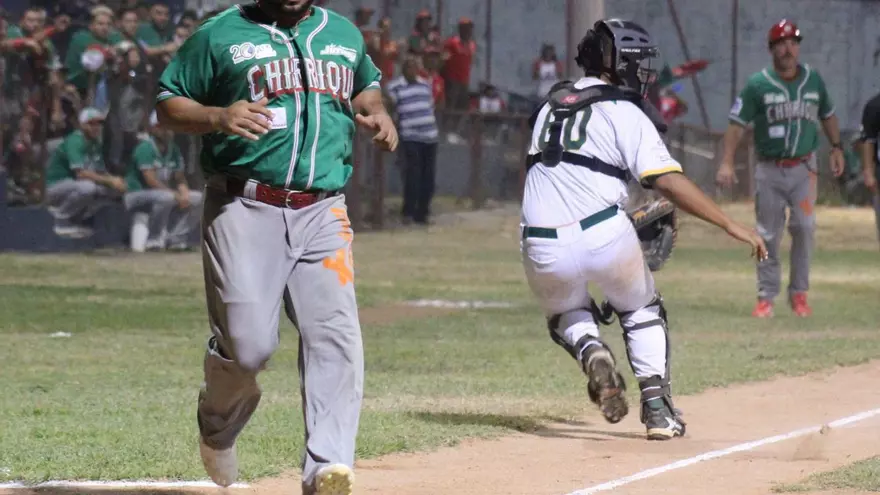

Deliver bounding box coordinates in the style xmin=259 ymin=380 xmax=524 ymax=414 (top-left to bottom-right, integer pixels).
xmin=386 ymin=57 xmax=440 ymax=226
xmin=420 ymin=46 xmax=445 ymax=109
xmin=376 ymin=16 xmax=399 ymax=83
xmin=64 ymin=7 xmax=121 ymax=108
xmin=123 ymin=111 xmax=202 ymax=252
xmin=407 ymin=9 xmax=440 ymax=57
xmin=442 ymin=17 xmax=477 ymax=144
xmin=44 ymin=107 xmax=126 ymax=238
xmin=533 ymin=43 xmax=562 ymax=102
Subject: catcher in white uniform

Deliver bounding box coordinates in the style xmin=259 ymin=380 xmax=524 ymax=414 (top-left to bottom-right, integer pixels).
xmin=521 ymin=19 xmax=768 ymax=440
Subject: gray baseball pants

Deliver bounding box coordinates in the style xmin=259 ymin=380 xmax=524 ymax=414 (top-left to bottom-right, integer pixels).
xmin=45 ymin=179 xmax=119 ymax=224
xmin=197 ymin=185 xmax=363 ymax=488
xmin=124 ymin=189 xmax=203 ymax=246
xmin=874 ymin=194 xmax=880 ymax=248
xmin=754 ymin=157 xmax=817 ymax=301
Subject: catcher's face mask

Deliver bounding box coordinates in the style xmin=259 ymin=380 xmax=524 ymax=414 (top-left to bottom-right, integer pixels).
xmin=598 ymin=19 xmax=660 ymax=98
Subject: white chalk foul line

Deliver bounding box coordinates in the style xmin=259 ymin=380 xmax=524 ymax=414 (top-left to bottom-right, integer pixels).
xmin=0 ymin=480 xmax=250 ymax=490
xmin=564 ymin=406 xmax=880 ymax=495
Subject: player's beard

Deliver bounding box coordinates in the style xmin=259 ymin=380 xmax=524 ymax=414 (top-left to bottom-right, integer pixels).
xmin=257 ymin=0 xmax=314 ymax=25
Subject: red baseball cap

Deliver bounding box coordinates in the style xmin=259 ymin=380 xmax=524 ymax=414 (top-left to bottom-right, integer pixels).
xmin=768 ymin=19 xmax=802 ymax=47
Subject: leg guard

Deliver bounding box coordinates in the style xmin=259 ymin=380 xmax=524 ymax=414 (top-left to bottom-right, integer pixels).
xmin=547 ymin=312 xmax=629 ymax=423
xmin=545 ymin=307 xmax=601 ymax=360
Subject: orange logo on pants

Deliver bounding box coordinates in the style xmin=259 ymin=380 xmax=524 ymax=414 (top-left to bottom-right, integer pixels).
xmin=323 ymin=207 xmax=355 ymax=285
xmin=323 ymin=248 xmax=354 ymax=286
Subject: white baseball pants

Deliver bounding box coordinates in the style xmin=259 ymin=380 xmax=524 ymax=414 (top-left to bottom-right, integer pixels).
xmin=520 ymin=209 xmax=669 ymax=380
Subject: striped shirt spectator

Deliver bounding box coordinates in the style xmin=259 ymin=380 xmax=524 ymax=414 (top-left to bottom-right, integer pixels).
xmin=386 ymin=74 xmax=439 ymax=143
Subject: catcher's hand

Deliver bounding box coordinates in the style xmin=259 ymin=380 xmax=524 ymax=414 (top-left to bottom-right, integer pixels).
xmin=628 ymin=198 xmax=678 ymax=272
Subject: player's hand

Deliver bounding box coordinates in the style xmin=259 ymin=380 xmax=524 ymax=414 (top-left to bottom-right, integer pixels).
xmin=108 ymin=176 xmax=127 ymax=193
xmin=356 ymin=113 xmax=398 ymax=152
xmin=864 ymin=168 xmax=878 ymax=193
xmin=725 ymin=221 xmax=768 ymax=262
xmin=715 ymin=161 xmax=737 ymax=188
xmin=829 ymin=148 xmax=845 ymax=178
xmin=215 ymin=98 xmax=273 ymax=141
xmin=175 ymin=189 xmax=191 ymax=209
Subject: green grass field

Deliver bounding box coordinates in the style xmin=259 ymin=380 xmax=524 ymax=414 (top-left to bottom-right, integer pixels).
xmin=775 ymin=457 xmax=880 ymax=492
xmin=1 ymin=203 xmax=878 ymax=483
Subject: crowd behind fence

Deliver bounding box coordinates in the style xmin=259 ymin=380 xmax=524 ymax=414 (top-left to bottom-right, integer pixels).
xmin=0 ymin=1 xmax=870 ymax=240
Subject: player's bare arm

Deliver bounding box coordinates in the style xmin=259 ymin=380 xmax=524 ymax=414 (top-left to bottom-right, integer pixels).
xmin=156 ymin=96 xmax=273 ymax=142
xmin=141 ymin=169 xmax=172 ymax=192
xmin=860 ymin=139 xmax=878 ymax=193
xmin=820 ymin=114 xmax=845 ymax=177
xmin=75 ymin=168 xmax=126 ymax=193
xmin=716 ymin=122 xmax=746 ymax=187
xmin=353 ymin=89 xmax=399 ymax=152
xmin=174 ymin=170 xmax=192 ymax=209
xmin=653 ymin=172 xmax=768 ymax=261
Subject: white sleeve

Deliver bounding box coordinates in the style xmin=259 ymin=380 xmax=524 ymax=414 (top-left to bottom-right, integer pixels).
xmin=618 ymin=107 xmax=683 ymax=184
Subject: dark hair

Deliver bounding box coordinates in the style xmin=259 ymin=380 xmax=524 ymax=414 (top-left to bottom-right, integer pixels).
xmin=119 ymin=7 xmax=139 ymax=19
xmin=180 ymin=9 xmax=198 ymax=21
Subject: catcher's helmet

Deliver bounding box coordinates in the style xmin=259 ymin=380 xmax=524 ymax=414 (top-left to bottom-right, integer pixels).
xmin=575 ymin=19 xmax=659 ymax=97
xmin=768 ymin=19 xmax=802 ymax=48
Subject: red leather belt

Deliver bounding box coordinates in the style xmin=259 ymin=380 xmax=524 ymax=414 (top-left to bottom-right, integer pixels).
xmin=763 ymin=153 xmax=813 ymax=168
xmin=209 ymin=176 xmax=338 ymax=210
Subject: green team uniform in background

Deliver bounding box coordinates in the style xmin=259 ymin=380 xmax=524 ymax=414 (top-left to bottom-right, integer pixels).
xmin=45 ymin=130 xmax=106 ymax=186
xmin=729 ymin=64 xmax=834 ymax=303
xmin=65 ymin=29 xmax=124 ymax=92
xmin=123 ymin=137 xmax=203 ymax=249
xmin=44 ymin=129 xmax=120 ymax=230
xmin=156 ymin=5 xmax=381 ymax=491
xmin=124 ymin=137 xmax=184 ymax=192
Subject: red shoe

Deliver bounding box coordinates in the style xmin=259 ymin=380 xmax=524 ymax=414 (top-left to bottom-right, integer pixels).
xmin=752 ymin=299 xmax=774 ymax=318
xmin=790 ymin=292 xmax=812 ymax=317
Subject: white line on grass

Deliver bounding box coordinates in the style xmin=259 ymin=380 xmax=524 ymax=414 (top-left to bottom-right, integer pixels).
xmin=564 ymin=406 xmax=880 ymax=495
xmin=0 ymin=480 xmax=250 ymax=490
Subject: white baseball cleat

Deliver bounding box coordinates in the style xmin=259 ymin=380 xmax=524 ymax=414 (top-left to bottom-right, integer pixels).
xmin=314 ymin=463 xmax=355 ymax=495
xmin=199 ymin=438 xmax=238 ymax=488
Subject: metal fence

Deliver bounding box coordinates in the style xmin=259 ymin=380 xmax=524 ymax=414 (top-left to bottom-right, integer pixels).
xmin=342 ymin=108 xmax=862 ymax=231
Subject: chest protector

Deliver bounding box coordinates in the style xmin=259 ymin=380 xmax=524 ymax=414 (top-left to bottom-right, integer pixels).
xmin=527 ymin=82 xmax=668 ymax=179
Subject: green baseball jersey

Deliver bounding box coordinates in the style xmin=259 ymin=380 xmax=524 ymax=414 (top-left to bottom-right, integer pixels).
xmin=124 ymin=137 xmax=184 ymax=192
xmin=156 ymin=5 xmax=382 ymax=191
xmin=729 ymin=64 xmax=834 ymax=159
xmin=45 ymin=131 xmax=106 ymax=186
xmin=65 ymin=28 xmax=124 ymax=91
xmin=136 ymin=22 xmax=172 ymax=47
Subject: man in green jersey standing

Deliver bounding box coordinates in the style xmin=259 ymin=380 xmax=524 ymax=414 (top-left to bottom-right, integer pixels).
xmin=716 ymin=19 xmax=844 ymax=318
xmin=155 ymin=1 xmax=398 ymax=493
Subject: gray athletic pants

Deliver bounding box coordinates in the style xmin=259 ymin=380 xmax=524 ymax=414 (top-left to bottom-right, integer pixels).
xmin=874 ymin=194 xmax=880 ymax=248
xmin=45 ymin=179 xmax=119 ymax=224
xmin=124 ymin=189 xmax=203 ymax=245
xmin=197 ymin=185 xmax=363 ymax=488
xmin=754 ymin=158 xmax=817 ymax=301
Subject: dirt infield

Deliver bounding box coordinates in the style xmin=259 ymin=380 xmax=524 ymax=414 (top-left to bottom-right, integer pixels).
xmin=260 ymin=360 xmax=880 ymax=495
xmin=10 ymin=360 xmax=877 ymax=495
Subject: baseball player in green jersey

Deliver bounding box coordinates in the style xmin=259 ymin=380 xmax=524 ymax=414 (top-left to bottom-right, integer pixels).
xmin=717 ymin=19 xmax=844 ymax=318
xmin=45 ymin=108 xmax=127 ymax=238
xmin=123 ymin=111 xmax=202 ymax=251
xmin=155 ymin=1 xmax=398 ymax=494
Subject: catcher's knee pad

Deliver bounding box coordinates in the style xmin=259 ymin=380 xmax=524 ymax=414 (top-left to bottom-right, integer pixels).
xmin=546 ymin=308 xmax=598 ymax=360
xmin=614 ymin=294 xmax=672 ymax=379
xmin=616 ymin=294 xmax=669 ymax=332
